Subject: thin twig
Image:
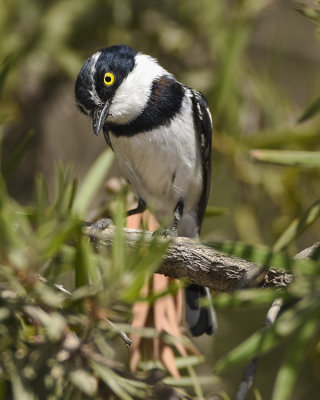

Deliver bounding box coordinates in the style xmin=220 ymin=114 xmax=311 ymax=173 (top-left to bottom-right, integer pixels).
xmin=233 ymin=242 xmax=320 ymax=400
xmin=234 ymin=298 xmax=283 ymax=400
xmin=81 ymin=344 xmax=124 ymax=369
xmin=104 ymin=318 xmax=132 ymax=348
xmin=37 ymin=274 xmax=72 ymax=295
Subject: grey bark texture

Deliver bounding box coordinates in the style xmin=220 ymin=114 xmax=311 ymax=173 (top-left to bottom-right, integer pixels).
xmin=84 ymin=225 xmax=311 ymax=291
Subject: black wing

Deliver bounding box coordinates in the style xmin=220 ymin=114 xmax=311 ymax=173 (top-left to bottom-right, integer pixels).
xmin=190 ymin=89 xmax=213 ymax=231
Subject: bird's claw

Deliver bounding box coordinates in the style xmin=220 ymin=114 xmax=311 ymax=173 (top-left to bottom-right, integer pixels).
xmin=85 ymin=218 xmax=113 ymax=231
xmin=152 ymin=227 xmax=178 ymax=238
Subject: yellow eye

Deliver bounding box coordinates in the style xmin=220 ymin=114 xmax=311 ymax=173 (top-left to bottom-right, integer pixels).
xmin=104 ymin=72 xmax=115 ymax=86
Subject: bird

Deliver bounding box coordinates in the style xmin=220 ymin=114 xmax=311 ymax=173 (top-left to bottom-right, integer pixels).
xmin=75 ymin=44 xmax=217 ymax=337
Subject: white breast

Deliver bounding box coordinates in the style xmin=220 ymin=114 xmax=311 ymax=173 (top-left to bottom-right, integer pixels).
xmin=108 ymin=94 xmax=203 ymax=222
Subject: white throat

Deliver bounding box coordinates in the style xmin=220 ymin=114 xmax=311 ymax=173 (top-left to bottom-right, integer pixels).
xmin=107 ymin=53 xmax=170 ymax=124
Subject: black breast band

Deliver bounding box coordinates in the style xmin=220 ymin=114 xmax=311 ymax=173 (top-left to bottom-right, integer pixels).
xmin=106 ymin=75 xmax=184 ymax=136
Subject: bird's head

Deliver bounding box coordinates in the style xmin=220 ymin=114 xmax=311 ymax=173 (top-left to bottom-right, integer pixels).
xmin=75 ymin=44 xmax=168 ymax=135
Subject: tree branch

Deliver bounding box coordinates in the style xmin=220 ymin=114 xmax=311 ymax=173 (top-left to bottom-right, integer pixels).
xmin=84 ymin=225 xmax=304 ymax=291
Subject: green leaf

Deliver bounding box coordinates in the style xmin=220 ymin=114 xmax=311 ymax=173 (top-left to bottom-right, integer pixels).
xmin=91 ymin=362 xmax=134 ymax=400
xmin=275 ymin=298 xmax=317 ymax=337
xmin=242 ymin=123 xmax=320 ymax=149
xmin=250 ymin=149 xmax=320 ymax=167
xmin=73 ymin=148 xmax=114 ymax=217
xmin=33 ymin=174 xmax=50 ymax=225
xmin=295 ymin=5 xmax=320 ymax=25
xmin=212 ymin=288 xmax=283 ymax=309
xmin=11 ymin=371 xmax=35 ymax=400
xmin=215 ymin=325 xmax=281 ymax=373
xmin=273 ymin=200 xmax=320 ymax=251
xmin=205 ymin=206 xmax=229 ymax=217
xmin=74 ymin=234 xmax=92 ymax=288
xmin=0 ymin=55 xmax=17 ymax=95
xmin=44 ymin=312 xmax=67 ymax=342
xmin=185 ymin=364 xmax=205 ymax=399
xmin=53 ymin=165 xmax=76 ymax=215
xmin=23 ymin=306 xmax=66 ymax=342
xmin=111 ymin=201 xmax=126 ymax=278
xmin=163 ymin=375 xmax=220 ymax=387
xmin=298 ymin=94 xmax=320 ymax=123
xmin=253 ymin=387 xmax=263 ymax=400
xmin=211 ymin=240 xmax=319 ymax=278
xmin=272 ymin=316 xmax=318 ymax=400
xmin=215 ymin=298 xmax=317 ymax=372
xmin=120 ymin=234 xmax=170 ymax=303
xmin=1 ymin=130 xmax=35 ymax=179
xmin=42 ymin=219 xmax=80 ymax=259
xmin=209 ymin=241 xmax=291 ymax=270
xmin=69 ymin=369 xmax=98 ymax=396
xmin=139 ymin=355 xmax=205 ymax=371
xmin=34 ymin=282 xmax=65 ymax=307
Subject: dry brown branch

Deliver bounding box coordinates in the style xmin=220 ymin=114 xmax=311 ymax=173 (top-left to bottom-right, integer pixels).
xmin=84 ymin=225 xmax=302 ymax=291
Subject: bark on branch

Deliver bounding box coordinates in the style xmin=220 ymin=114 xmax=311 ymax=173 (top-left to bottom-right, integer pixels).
xmin=84 ymin=225 xmax=313 ymax=291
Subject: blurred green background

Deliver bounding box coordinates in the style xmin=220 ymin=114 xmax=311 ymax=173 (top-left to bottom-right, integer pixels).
xmin=1 ymin=0 xmax=320 ymax=398
xmin=2 ymin=0 xmax=320 ymax=246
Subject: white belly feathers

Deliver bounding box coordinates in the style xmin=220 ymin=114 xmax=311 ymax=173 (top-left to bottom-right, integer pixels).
xmin=108 ymin=95 xmax=203 ymax=221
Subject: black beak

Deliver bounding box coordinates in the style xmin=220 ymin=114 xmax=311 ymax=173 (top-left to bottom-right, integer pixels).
xmin=92 ymin=101 xmax=110 ymax=136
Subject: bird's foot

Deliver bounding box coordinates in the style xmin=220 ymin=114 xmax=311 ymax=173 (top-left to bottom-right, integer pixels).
xmin=85 ymin=218 xmax=113 ymax=231
xmin=153 ymin=227 xmax=178 ymax=238
xmin=85 ymin=218 xmax=113 ymax=247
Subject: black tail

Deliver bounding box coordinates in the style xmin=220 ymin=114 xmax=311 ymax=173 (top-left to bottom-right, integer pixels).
xmin=185 ymin=284 xmax=217 ymax=336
